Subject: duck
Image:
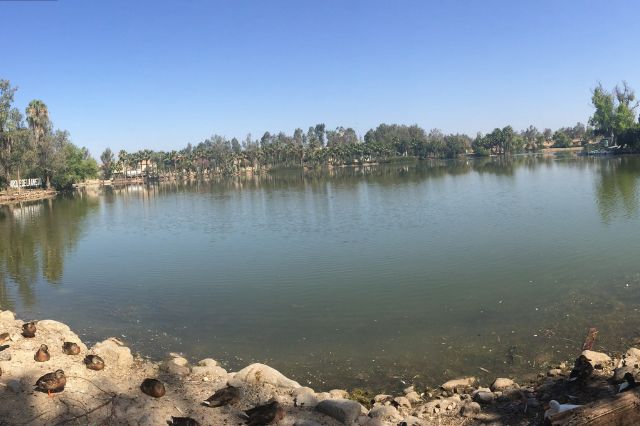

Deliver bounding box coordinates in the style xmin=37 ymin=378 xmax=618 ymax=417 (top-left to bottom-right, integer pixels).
xmin=35 ymin=369 xmax=66 ymax=396
xmin=34 ymin=344 xmax=50 ymax=362
xmin=0 ymin=332 xmax=11 ymax=345
xmin=569 ymin=354 xmax=593 ymax=382
xmin=22 ymin=321 xmax=36 ymax=338
xmin=84 ymin=354 xmax=105 ymax=370
xmin=62 ymin=342 xmax=81 ymax=355
xmin=619 ymin=372 xmax=638 ymax=393
xmin=203 ymin=384 xmax=241 ymax=407
xmin=170 ymin=417 xmax=200 ymax=426
xmin=140 ymin=378 xmax=166 ymax=398
xmin=544 ymin=400 xmax=582 ymax=419
xmin=243 ymin=400 xmax=285 ymax=426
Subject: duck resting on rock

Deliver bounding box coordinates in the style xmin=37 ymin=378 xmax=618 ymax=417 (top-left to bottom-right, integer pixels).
xmin=242 ymin=400 xmax=284 ymax=426
xmin=84 ymin=354 xmax=105 ymax=370
xmin=35 ymin=369 xmax=66 ymax=396
xmin=203 ymin=384 xmax=241 ymax=407
xmin=34 ymin=344 xmax=50 ymax=362
xmin=22 ymin=321 xmax=36 ymax=338
xmin=62 ymin=342 xmax=81 ymax=355
xmin=140 ymin=378 xmax=166 ymax=398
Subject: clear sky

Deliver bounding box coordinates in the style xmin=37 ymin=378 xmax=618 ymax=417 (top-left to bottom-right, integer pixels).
xmin=2 ymin=0 xmax=639 ymax=155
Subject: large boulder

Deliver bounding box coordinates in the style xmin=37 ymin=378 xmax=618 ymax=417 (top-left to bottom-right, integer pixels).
xmin=368 ymin=405 xmax=403 ymax=422
xmin=91 ymin=338 xmax=134 ymax=369
xmin=490 ymin=378 xmax=518 ymax=391
xmin=582 ymin=350 xmax=612 ymax=368
xmin=0 ymin=310 xmax=15 ymax=322
xmin=315 ymin=399 xmax=363 ymax=424
xmin=230 ymin=363 xmax=301 ymax=389
xmin=441 ymin=377 xmax=476 ymax=392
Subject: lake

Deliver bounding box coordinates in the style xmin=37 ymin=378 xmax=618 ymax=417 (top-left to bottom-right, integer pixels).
xmin=2 ymin=154 xmax=640 ymax=392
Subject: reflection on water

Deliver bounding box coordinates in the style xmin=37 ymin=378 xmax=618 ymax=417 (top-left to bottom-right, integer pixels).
xmin=0 ymin=195 xmax=98 ymax=309
xmin=1 ymin=155 xmax=640 ymax=391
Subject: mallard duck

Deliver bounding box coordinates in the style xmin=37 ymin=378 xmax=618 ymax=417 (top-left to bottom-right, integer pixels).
xmin=22 ymin=322 xmax=36 ymax=338
xmin=569 ymin=354 xmax=593 ymax=382
xmin=84 ymin=354 xmax=105 ymax=370
xmin=35 ymin=369 xmax=66 ymax=396
xmin=544 ymin=400 xmax=582 ymax=419
xmin=0 ymin=332 xmax=11 ymax=345
xmin=62 ymin=342 xmax=81 ymax=355
xmin=203 ymin=385 xmax=241 ymax=407
xmin=34 ymin=344 xmax=50 ymax=362
xmin=244 ymin=400 xmax=284 ymax=426
xmin=619 ymin=372 xmax=638 ymax=393
xmin=170 ymin=417 xmax=200 ymax=426
xmin=140 ymin=378 xmax=165 ymax=398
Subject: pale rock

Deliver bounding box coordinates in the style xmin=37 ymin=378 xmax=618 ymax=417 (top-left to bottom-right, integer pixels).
xmin=170 ymin=356 xmax=189 ymax=366
xmin=37 ymin=319 xmax=71 ymax=334
xmin=198 ymin=358 xmax=218 ymax=367
xmin=461 ymin=401 xmax=481 ymax=418
xmin=91 ymin=338 xmax=134 ymax=369
xmin=403 ymin=385 xmax=415 ymax=394
xmin=547 ymin=369 xmax=563 ymax=377
xmin=161 ymin=358 xmax=190 ymax=376
xmin=613 ymin=365 xmax=638 ymax=383
xmin=625 ymin=348 xmax=640 ymax=361
xmin=368 ymin=405 xmax=403 ymax=422
xmin=393 ymin=396 xmax=411 ymax=409
xmin=490 ymin=378 xmax=518 ymax=391
xmin=473 ymin=391 xmax=496 ymax=404
xmin=360 ymin=419 xmax=389 ymax=426
xmin=441 ymin=377 xmax=476 ymax=392
xmin=315 ymin=398 xmax=363 ymax=424
xmin=295 ymin=391 xmax=319 ymax=408
xmin=582 ymin=350 xmax=612 ymax=367
xmin=231 ymin=363 xmax=301 ymax=389
xmin=315 ymin=392 xmax=332 ymax=401
xmin=329 ymin=389 xmax=349 ymax=399
xmin=191 ymin=365 xmax=227 ymax=378
xmin=292 ymin=386 xmax=315 ymax=397
xmin=0 ymin=310 xmax=15 ymax=322
xmin=405 ymin=391 xmax=422 ymax=404
xmin=401 ymin=415 xmax=427 ymax=426
xmin=374 ymin=394 xmax=393 ymax=403
xmin=0 ymin=351 xmax=11 ymax=361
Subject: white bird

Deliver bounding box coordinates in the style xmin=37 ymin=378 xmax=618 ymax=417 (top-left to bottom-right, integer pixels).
xmin=544 ymin=400 xmax=582 ymax=419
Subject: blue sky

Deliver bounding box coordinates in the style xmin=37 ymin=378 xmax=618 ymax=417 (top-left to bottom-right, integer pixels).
xmin=2 ymin=0 xmax=638 ymax=155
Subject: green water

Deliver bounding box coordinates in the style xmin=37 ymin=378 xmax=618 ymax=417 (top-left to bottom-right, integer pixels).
xmin=2 ymin=155 xmax=640 ymax=391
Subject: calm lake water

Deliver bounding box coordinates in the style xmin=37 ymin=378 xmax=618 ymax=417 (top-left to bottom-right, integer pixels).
xmin=2 ymin=155 xmax=640 ymax=391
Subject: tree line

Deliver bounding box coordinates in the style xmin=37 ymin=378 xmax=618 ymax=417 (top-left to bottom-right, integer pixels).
xmin=0 ymin=79 xmax=98 ymax=190
xmin=4 ymin=77 xmax=640 ymax=188
xmin=100 ymin=121 xmax=597 ymax=180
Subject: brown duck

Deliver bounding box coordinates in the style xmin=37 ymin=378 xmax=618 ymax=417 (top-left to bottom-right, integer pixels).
xmin=35 ymin=369 xmax=66 ymax=396
xmin=84 ymin=354 xmax=105 ymax=370
xmin=62 ymin=342 xmax=81 ymax=355
xmin=0 ymin=332 xmax=11 ymax=345
xmin=34 ymin=344 xmax=50 ymax=362
xmin=170 ymin=417 xmax=200 ymax=426
xmin=203 ymin=384 xmax=241 ymax=407
xmin=244 ymin=400 xmax=284 ymax=426
xmin=140 ymin=378 xmax=166 ymax=398
xmin=22 ymin=322 xmax=36 ymax=338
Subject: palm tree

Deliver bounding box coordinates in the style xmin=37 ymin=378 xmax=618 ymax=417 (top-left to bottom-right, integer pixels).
xmin=118 ymin=150 xmax=128 ymax=180
xmin=26 ymin=100 xmax=51 ymax=187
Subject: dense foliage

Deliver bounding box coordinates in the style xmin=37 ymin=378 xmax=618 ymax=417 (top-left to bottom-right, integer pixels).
xmin=0 ymin=79 xmax=98 ymax=190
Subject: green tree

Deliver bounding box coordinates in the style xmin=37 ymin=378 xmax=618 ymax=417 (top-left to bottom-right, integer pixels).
xmin=26 ymin=100 xmax=54 ymax=188
xmin=590 ymin=82 xmax=639 ymax=145
xmin=100 ymin=147 xmax=115 ymax=179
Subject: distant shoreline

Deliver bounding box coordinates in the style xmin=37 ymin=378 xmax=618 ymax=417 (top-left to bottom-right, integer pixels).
xmin=0 ymin=189 xmax=57 ymax=206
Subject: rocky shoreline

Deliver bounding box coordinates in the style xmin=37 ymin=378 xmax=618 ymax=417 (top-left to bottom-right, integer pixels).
xmin=0 ymin=310 xmax=638 ymax=425
xmin=0 ymin=189 xmax=57 ymax=205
